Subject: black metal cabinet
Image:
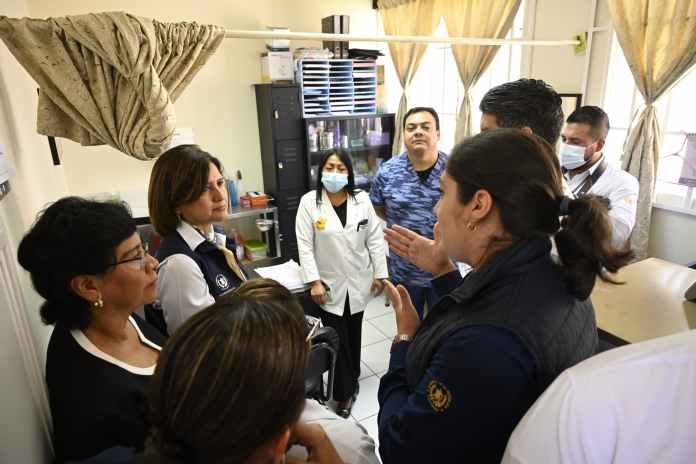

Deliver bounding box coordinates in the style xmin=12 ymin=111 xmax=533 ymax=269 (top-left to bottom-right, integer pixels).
xmin=254 ymin=84 xmax=308 ymax=261
xmin=254 ymin=85 xmax=396 ymax=262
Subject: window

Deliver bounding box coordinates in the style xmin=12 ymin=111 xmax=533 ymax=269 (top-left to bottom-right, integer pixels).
xmin=382 ymin=3 xmax=525 ymax=154
xmin=603 ymin=33 xmax=696 ymax=213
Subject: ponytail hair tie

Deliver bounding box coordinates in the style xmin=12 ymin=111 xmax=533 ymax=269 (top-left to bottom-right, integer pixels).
xmin=558 ymin=196 xmax=572 ymax=217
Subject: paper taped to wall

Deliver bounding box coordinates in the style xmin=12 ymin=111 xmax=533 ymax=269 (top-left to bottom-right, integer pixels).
xmin=0 ymin=144 xmax=17 ymax=183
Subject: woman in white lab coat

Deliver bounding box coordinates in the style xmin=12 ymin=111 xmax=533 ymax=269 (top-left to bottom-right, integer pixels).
xmin=296 ymin=151 xmax=388 ymax=418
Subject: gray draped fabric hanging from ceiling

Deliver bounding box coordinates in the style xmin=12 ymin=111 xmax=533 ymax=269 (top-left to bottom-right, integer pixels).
xmin=0 ymin=12 xmax=225 ymax=160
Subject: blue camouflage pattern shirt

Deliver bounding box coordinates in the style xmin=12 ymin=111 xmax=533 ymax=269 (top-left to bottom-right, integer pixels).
xmin=370 ymin=151 xmax=448 ymax=286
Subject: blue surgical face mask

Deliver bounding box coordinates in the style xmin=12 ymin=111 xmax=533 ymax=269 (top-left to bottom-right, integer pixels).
xmin=559 ymin=142 xmax=588 ymax=170
xmin=321 ymin=172 xmax=349 ymax=193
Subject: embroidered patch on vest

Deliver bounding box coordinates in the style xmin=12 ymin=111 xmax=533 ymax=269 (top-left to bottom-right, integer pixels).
xmin=215 ymin=274 xmax=230 ymax=290
xmin=427 ymin=380 xmax=452 ymax=412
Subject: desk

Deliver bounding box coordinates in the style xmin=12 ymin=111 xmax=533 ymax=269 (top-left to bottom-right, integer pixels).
xmin=591 ymin=258 xmax=696 ymax=343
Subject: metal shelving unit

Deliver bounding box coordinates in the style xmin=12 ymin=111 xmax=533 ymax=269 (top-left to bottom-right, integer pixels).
xmin=225 ymin=205 xmax=281 ymax=259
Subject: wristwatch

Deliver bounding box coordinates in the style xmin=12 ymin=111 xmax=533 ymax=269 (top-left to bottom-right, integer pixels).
xmin=391 ymin=334 xmax=413 ymax=352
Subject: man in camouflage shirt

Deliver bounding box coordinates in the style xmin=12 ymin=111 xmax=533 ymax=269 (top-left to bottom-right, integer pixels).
xmin=370 ymin=107 xmax=447 ymax=319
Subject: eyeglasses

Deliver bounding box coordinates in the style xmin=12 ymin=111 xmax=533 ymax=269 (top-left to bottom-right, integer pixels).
xmin=112 ymin=242 xmax=150 ymax=270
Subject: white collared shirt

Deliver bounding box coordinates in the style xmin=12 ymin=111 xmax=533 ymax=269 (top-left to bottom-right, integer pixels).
xmin=565 ymin=156 xmax=639 ymax=247
xmin=156 ymin=222 xmax=229 ymax=334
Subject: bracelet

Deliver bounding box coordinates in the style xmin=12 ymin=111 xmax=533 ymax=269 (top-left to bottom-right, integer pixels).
xmin=391 ymin=334 xmax=413 ymax=353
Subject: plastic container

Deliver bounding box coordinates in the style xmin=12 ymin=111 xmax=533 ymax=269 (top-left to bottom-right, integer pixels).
xmin=244 ymin=240 xmax=268 ymax=261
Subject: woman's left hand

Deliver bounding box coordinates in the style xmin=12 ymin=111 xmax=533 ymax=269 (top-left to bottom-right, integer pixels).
xmin=370 ymin=278 xmax=388 ymax=296
xmin=384 ymin=280 xmax=420 ymax=337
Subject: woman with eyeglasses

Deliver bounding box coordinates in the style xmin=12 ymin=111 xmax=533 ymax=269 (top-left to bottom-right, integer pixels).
xmin=296 ymin=151 xmax=389 ymax=418
xmin=148 ymin=144 xmax=248 ymax=335
xmin=17 ymin=197 xmax=162 ymax=463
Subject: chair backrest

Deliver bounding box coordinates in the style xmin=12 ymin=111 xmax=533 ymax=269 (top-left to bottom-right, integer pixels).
xmin=304 ymin=332 xmax=338 ymax=402
xmin=144 ymin=303 xmax=169 ymax=338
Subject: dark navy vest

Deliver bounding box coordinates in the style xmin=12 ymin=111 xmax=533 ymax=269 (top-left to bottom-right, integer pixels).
xmin=406 ymin=238 xmax=598 ymax=395
xmin=156 ymin=225 xmax=247 ymax=300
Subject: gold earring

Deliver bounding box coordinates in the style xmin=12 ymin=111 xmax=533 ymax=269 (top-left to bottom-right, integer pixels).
xmin=467 ymin=221 xmax=478 ymax=232
xmin=92 ymin=295 xmax=103 ymax=309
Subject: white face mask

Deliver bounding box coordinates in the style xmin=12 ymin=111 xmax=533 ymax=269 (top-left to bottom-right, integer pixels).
xmin=559 ymin=142 xmax=588 ymax=170
xmin=321 ymin=172 xmax=349 ymax=193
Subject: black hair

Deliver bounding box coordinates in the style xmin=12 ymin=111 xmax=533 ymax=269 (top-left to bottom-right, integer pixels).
xmin=479 ymin=78 xmax=563 ymax=145
xmin=447 ymin=129 xmax=633 ymax=300
xmin=17 ymin=197 xmax=136 ymax=330
xmin=403 ymin=107 xmax=440 ymax=131
xmin=566 ymin=106 xmax=610 ymax=139
xmin=315 ymin=151 xmax=357 ymax=205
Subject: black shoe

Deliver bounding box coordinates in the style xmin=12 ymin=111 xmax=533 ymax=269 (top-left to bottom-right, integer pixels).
xmin=335 ymin=397 xmax=354 ymax=418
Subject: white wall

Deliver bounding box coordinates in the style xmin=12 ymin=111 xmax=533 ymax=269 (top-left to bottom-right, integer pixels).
xmin=0 ymin=0 xmax=61 ymax=460
xmin=524 ymin=0 xmax=589 ymax=93
xmin=0 ymin=0 xmax=69 ymax=376
xmin=23 ymin=0 xmax=378 ymax=200
xmin=649 ymin=209 xmax=696 ymax=266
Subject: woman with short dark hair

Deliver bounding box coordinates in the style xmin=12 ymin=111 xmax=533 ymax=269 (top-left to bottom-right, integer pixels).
xmin=148 ymin=144 xmax=247 ymax=335
xmin=378 ymin=129 xmax=633 ymax=463
xmin=144 ymin=279 xmax=343 ymax=464
xmin=17 ymin=197 xmax=163 ymax=463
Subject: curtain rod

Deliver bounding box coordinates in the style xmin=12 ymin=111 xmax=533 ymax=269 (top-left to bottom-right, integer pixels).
xmin=223 ymin=29 xmax=579 ymax=47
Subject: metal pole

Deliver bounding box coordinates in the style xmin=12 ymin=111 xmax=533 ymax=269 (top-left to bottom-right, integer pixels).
xmin=223 ymin=29 xmax=579 ymax=47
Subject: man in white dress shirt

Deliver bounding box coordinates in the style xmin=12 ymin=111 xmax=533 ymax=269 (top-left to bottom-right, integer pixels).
xmin=559 ymin=106 xmax=639 ymax=247
xmin=502 ymin=330 xmax=696 ymax=464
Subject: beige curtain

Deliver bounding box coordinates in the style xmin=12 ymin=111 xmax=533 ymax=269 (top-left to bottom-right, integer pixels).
xmin=608 ymin=0 xmax=696 ymax=259
xmin=443 ymin=0 xmax=521 ymax=141
xmin=379 ymin=0 xmax=441 ymax=155
xmin=0 ymin=12 xmax=224 ymax=160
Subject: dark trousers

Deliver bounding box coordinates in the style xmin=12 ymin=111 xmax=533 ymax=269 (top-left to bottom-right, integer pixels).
xmin=396 ymin=283 xmax=439 ymax=320
xmin=320 ymin=295 xmax=363 ymax=402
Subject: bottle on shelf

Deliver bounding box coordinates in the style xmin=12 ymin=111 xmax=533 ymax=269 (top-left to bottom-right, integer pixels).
xmin=235 ymin=170 xmax=245 ymax=207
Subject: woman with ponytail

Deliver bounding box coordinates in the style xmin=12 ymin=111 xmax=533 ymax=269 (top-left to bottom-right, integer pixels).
xmin=17 ymin=197 xmax=164 ymax=463
xmin=377 ymin=129 xmax=632 ymax=463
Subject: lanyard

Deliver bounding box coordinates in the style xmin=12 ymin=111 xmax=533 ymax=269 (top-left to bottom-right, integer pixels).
xmin=571 ymin=159 xmax=608 ymax=197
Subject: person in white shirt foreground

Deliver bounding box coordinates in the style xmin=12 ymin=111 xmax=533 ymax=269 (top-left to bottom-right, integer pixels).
xmin=502 ymin=330 xmax=696 ymax=464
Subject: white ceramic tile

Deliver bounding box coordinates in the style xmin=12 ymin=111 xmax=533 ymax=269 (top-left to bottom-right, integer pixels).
xmin=359 ymin=413 xmax=380 ymax=450
xmin=362 ymin=320 xmax=388 ymax=347
xmin=359 ymin=361 xmax=375 ymax=380
xmin=361 ymin=339 xmax=392 ymax=376
xmin=352 ymin=375 xmax=381 ymax=421
xmin=370 ymin=313 xmax=397 ymax=339
xmin=364 ymin=295 xmax=392 ymax=320
xmin=374 ymin=369 xmax=388 ymax=378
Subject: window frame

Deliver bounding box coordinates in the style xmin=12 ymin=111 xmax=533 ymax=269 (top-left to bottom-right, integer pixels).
xmin=602 ymin=31 xmax=696 ymax=216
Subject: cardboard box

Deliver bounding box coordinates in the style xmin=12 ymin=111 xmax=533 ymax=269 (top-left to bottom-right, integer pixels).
xmin=261 ymin=52 xmax=294 ymax=83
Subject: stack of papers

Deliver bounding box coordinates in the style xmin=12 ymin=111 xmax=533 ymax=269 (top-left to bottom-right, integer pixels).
xmin=254 ymin=260 xmax=308 ymax=293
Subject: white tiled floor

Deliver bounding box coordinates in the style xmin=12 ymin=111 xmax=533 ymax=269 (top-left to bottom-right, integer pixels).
xmin=353 ymin=296 xmax=396 ymax=458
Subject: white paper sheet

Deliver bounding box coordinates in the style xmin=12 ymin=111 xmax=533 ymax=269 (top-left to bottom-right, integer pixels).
xmin=254 ymin=259 xmax=308 ymax=293
xmin=0 ymin=144 xmax=16 ymax=184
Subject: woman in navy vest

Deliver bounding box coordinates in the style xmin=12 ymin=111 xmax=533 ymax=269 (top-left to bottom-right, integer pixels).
xmin=148 ymin=145 xmax=248 ymax=335
xmin=377 ymin=130 xmax=634 ymax=463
